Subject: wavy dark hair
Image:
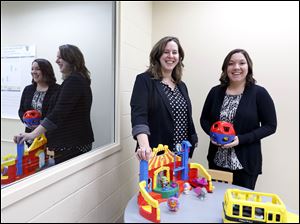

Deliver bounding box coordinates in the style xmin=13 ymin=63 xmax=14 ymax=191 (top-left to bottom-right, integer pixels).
xmin=219 ymin=49 xmax=256 ymax=86
xmin=146 ymin=36 xmax=184 ymax=84
xmin=59 ymin=44 xmax=91 ymax=85
xmin=31 ymin=58 xmax=56 ymax=85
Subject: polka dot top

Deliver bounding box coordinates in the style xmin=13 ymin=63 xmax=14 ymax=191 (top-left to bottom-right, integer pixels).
xmin=161 ymin=82 xmax=189 ymax=151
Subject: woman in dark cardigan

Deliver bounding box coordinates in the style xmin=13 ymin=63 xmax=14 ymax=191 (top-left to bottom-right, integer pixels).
xmin=200 ymin=49 xmax=277 ymax=190
xmin=131 ymin=36 xmax=198 ymax=161
xmin=18 ymin=58 xmax=60 ymax=147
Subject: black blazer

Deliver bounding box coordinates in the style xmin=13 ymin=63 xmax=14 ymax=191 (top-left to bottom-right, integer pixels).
xmin=18 ymin=83 xmax=60 ymax=133
xmin=200 ymin=84 xmax=277 ymax=175
xmin=131 ymin=72 xmax=198 ymax=158
xmin=44 ymin=73 xmax=94 ymax=148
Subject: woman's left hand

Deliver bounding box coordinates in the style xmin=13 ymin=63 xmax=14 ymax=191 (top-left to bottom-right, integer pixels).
xmin=222 ymin=136 xmax=239 ymax=149
xmin=13 ymin=132 xmax=35 ymax=144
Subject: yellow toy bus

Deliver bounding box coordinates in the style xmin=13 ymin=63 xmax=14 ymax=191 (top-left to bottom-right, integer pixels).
xmin=223 ymin=189 xmax=299 ymax=223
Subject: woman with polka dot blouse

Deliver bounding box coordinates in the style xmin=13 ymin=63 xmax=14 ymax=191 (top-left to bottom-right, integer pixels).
xmin=14 ymin=45 xmax=94 ymax=165
xmin=131 ymin=36 xmax=198 ymax=161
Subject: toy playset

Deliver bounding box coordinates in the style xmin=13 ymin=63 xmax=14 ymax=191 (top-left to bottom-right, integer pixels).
xmin=137 ymin=140 xmax=214 ymax=223
xmin=1 ymin=110 xmax=48 ymax=185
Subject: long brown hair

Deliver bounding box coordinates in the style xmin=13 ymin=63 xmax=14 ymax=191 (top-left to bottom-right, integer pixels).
xmin=146 ymin=36 xmax=184 ymax=84
xmin=59 ymin=44 xmax=91 ymax=85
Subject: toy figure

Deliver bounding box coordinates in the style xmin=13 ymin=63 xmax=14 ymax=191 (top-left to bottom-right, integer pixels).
xmin=46 ymin=148 xmax=55 ymax=166
xmin=167 ymin=196 xmax=179 ymax=212
xmin=183 ymin=182 xmax=191 ymax=194
xmin=175 ymin=143 xmax=182 ymax=152
xmin=194 ymin=187 xmax=208 ymax=200
xmin=161 ymin=176 xmax=169 ymax=190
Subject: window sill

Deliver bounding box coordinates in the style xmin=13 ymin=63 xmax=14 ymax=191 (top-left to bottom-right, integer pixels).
xmin=1 ymin=143 xmax=121 ymax=209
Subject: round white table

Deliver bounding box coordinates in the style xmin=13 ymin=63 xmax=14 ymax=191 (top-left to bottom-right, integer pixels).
xmin=124 ymin=182 xmax=250 ymax=223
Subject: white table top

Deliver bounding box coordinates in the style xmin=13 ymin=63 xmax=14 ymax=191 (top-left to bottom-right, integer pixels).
xmin=124 ymin=181 xmax=249 ymax=223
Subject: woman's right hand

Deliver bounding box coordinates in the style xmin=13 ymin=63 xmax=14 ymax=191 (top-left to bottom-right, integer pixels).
xmin=136 ymin=146 xmax=153 ymax=161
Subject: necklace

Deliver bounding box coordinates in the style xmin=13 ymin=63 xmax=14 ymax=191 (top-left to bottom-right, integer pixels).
xmin=36 ymin=84 xmax=48 ymax=92
xmin=161 ymin=80 xmax=176 ymax=91
xmin=162 ymin=79 xmax=175 ymax=85
xmin=226 ymin=85 xmax=244 ymax=95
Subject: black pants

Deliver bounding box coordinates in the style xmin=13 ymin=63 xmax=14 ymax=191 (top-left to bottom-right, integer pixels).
xmin=209 ymin=163 xmax=258 ymax=190
xmin=52 ymin=148 xmax=87 ymax=165
xmin=48 ymin=143 xmax=92 ymax=165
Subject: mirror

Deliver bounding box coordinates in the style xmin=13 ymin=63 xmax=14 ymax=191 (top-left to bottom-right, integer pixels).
xmin=1 ymin=1 xmax=116 ymax=187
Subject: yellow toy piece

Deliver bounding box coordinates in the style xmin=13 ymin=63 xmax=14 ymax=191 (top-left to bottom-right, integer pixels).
xmin=223 ymin=189 xmax=299 ymax=223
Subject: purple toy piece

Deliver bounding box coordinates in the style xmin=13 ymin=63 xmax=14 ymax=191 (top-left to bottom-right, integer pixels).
xmin=192 ymin=177 xmax=208 ymax=187
xmin=171 ymin=182 xmax=177 ymax=188
xmin=198 ymin=177 xmax=208 ymax=186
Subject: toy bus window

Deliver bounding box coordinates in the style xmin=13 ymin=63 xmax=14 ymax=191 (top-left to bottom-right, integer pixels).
xmin=233 ymin=204 xmax=240 ymax=215
xmin=276 ymin=214 xmax=280 ymax=222
xmin=242 ymin=206 xmax=252 ymax=217
xmin=268 ymin=213 xmax=273 ymax=221
xmin=255 ymin=208 xmax=264 ymax=219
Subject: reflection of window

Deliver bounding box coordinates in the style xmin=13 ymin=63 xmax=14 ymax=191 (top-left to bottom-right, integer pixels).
xmin=1 ymin=1 xmax=116 ymax=188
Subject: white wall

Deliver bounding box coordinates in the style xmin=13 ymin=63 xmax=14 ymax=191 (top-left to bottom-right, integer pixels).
xmin=153 ymin=1 xmax=299 ymax=212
